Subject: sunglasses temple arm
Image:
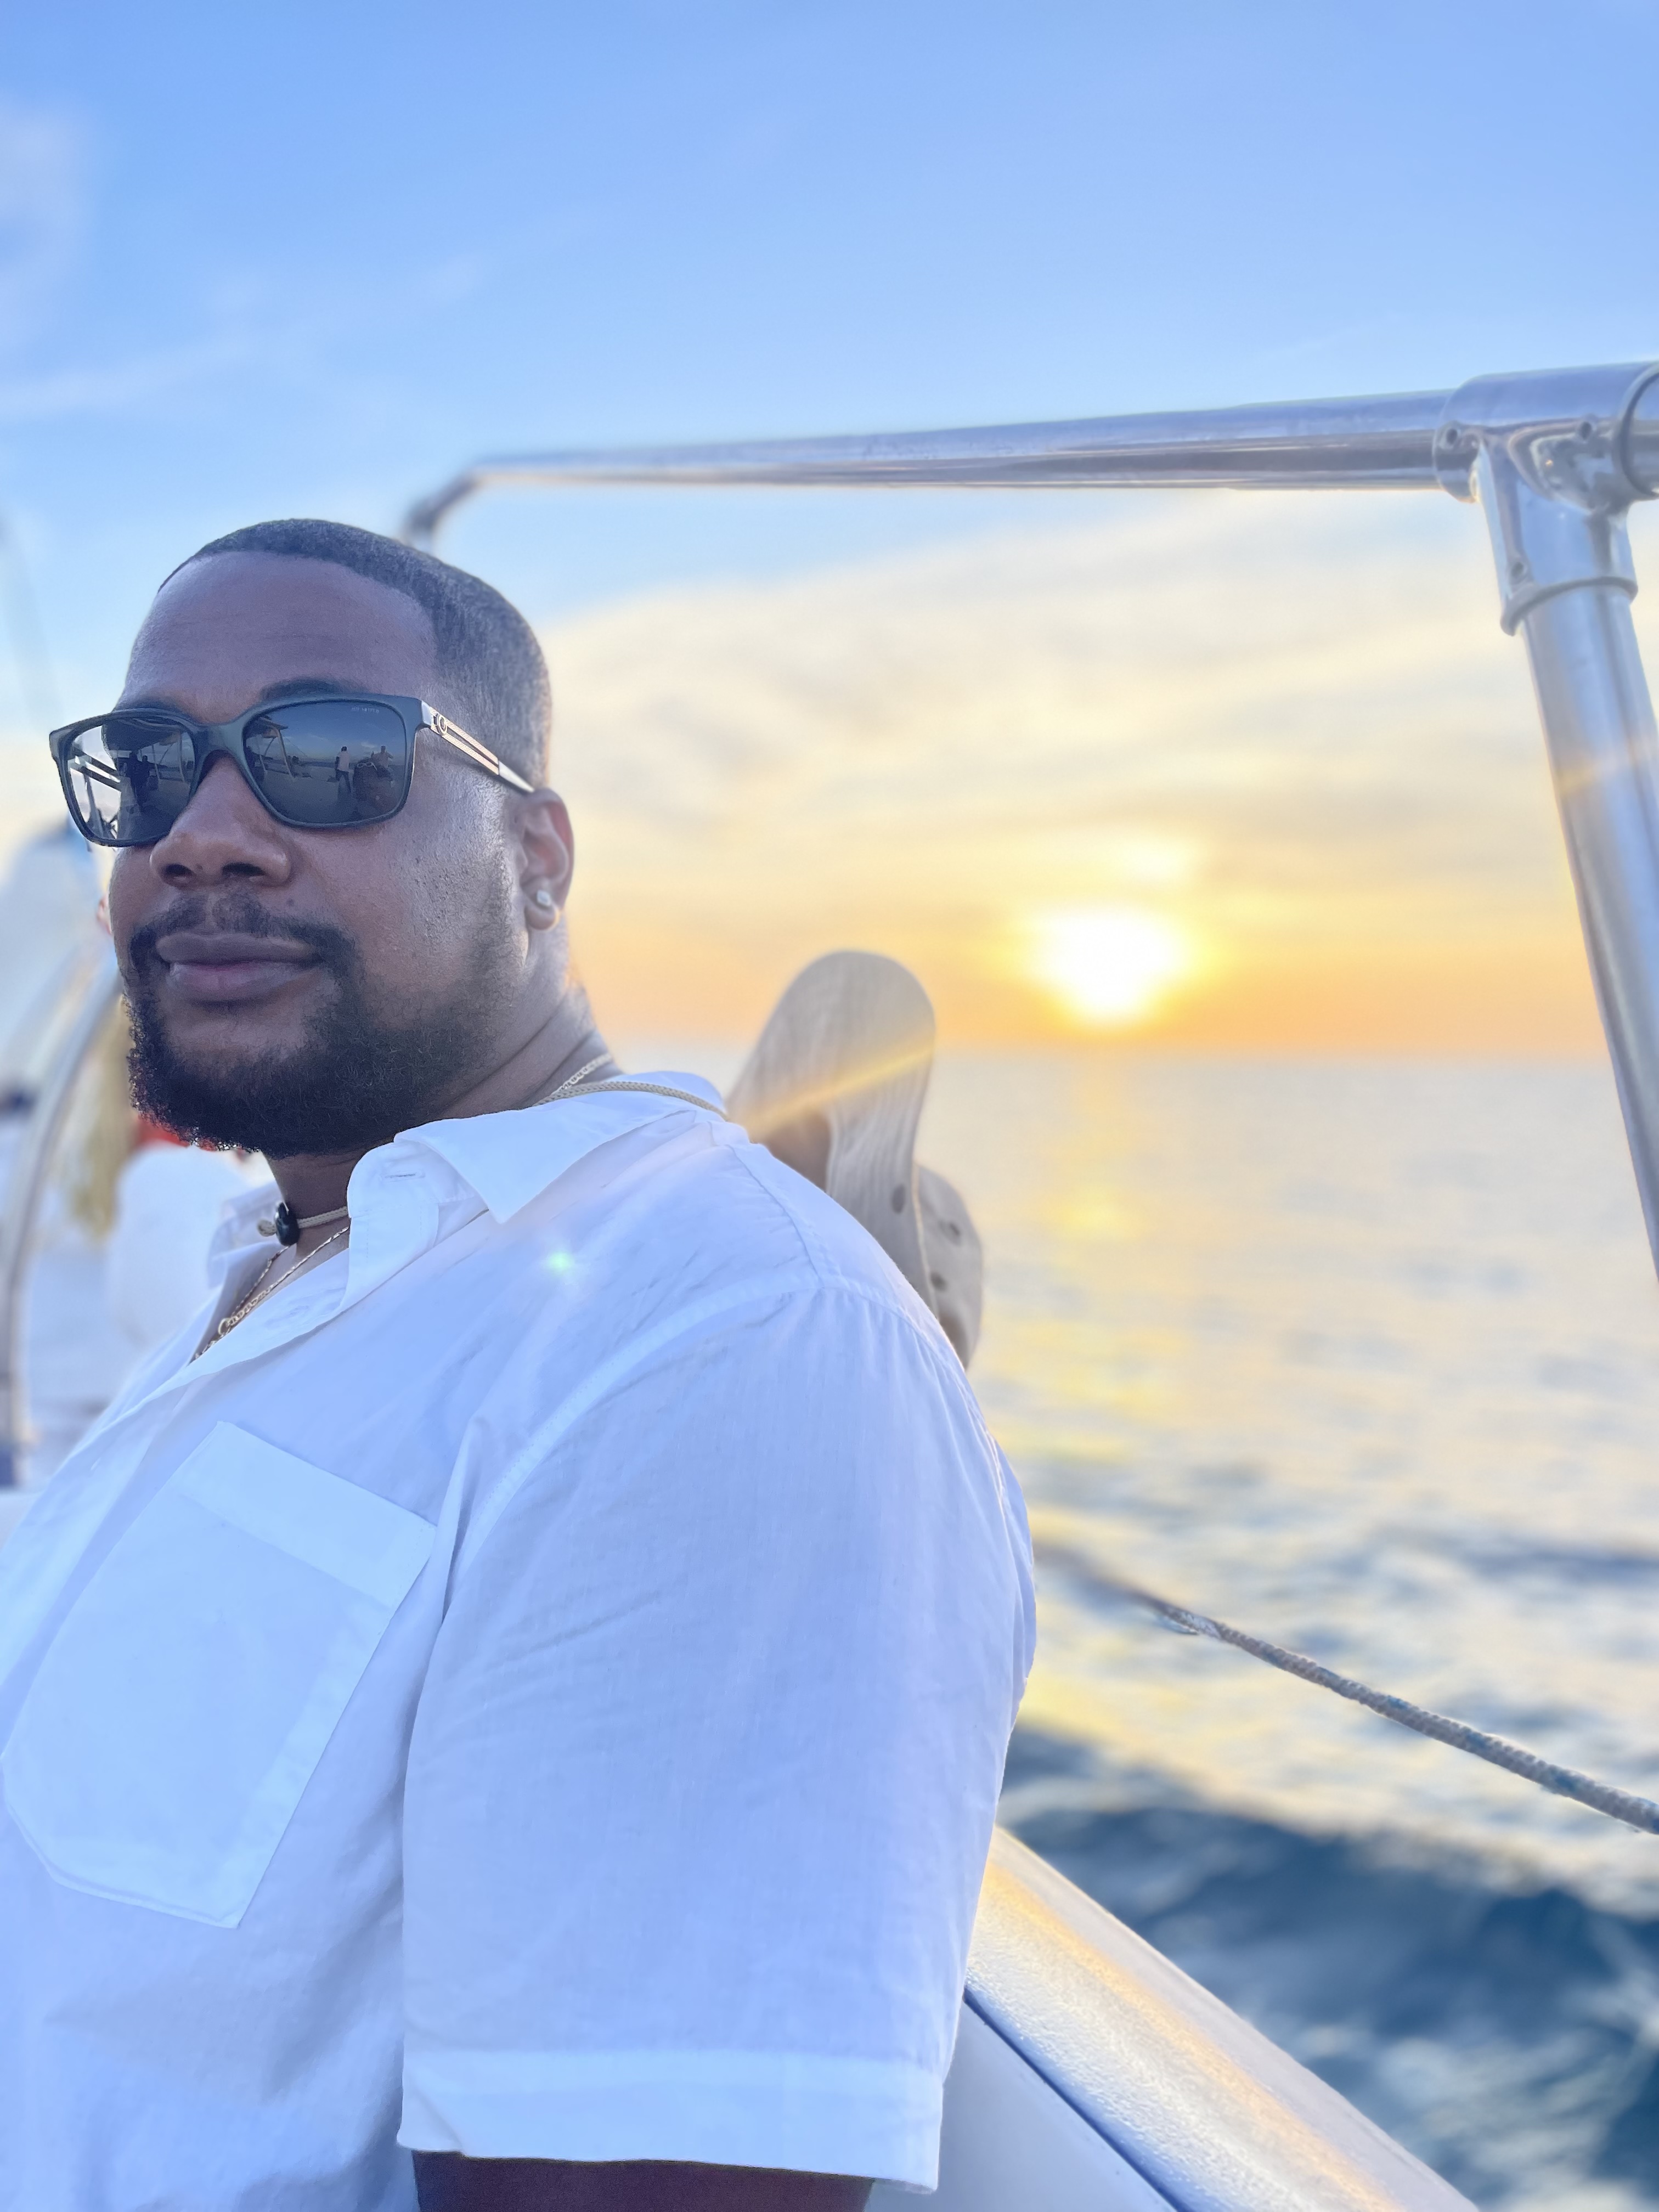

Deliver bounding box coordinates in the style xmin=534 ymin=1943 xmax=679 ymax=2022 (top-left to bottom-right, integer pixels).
xmin=428 ymin=714 xmax=536 ymax=795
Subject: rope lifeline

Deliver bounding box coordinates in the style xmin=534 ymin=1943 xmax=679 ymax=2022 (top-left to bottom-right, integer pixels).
xmin=1098 ymin=1571 xmax=1659 ymax=1838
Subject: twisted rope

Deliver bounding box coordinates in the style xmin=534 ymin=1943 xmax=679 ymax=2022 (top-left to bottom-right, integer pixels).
xmin=1100 ymin=1572 xmax=1659 ymax=1837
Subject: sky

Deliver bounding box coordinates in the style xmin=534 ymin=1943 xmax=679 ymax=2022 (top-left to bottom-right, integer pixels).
xmin=2 ymin=0 xmax=1657 ymax=1049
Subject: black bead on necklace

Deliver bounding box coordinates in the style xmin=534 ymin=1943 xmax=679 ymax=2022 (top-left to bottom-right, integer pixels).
xmin=258 ymin=1199 xmax=352 ymax=1247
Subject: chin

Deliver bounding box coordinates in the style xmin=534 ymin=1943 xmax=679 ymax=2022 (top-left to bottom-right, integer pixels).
xmin=168 ymin=1013 xmax=311 ymax=1069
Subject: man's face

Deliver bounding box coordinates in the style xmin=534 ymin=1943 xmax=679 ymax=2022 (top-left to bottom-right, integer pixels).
xmin=108 ymin=552 xmax=565 ymax=1158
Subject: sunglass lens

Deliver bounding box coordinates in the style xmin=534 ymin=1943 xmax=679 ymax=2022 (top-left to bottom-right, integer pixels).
xmin=241 ymin=699 xmax=410 ymax=826
xmin=67 ymin=716 xmax=198 ymax=845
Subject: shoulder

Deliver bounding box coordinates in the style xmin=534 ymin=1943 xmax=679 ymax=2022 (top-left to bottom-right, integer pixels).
xmin=714 ymin=1122 xmax=937 ymax=1305
xmin=516 ymin=1109 xmax=947 ymax=1353
xmin=456 ymin=1120 xmax=998 ymax=1540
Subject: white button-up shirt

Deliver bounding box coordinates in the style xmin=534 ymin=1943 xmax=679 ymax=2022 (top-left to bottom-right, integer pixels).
xmin=0 ymin=1081 xmax=1034 ymax=2211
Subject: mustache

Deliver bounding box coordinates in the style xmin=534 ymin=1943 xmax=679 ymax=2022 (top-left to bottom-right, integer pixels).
xmin=125 ymin=892 xmax=357 ymax=977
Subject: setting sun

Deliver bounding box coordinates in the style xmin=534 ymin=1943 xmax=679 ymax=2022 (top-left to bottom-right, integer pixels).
xmin=1026 ymin=905 xmax=1198 ymax=1030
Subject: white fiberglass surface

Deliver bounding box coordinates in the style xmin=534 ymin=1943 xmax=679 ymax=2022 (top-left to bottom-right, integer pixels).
xmin=868 ymin=2008 xmax=1171 ymax=2212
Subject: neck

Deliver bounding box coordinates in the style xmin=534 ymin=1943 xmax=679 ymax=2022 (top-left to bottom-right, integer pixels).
xmin=265 ymin=991 xmax=610 ymax=1255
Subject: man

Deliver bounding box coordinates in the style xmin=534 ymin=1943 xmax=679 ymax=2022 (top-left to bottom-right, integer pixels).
xmin=3 ymin=523 xmax=1034 ymax=2211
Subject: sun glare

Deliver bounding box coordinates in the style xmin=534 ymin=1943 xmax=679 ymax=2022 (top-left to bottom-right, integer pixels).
xmin=1028 ymin=905 xmax=1197 ymax=1029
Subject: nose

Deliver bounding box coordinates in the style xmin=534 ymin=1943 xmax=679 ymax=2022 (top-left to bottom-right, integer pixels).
xmin=147 ymin=754 xmax=294 ymax=889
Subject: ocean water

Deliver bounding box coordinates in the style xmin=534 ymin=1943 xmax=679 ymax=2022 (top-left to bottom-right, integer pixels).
xmin=911 ymin=1051 xmax=1659 ymax=2212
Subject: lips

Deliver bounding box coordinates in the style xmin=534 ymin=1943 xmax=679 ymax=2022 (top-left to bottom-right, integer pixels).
xmin=152 ymin=929 xmax=322 ymax=1006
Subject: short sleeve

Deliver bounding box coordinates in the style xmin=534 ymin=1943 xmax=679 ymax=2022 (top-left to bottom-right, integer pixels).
xmin=398 ymin=1280 xmax=1033 ymax=2188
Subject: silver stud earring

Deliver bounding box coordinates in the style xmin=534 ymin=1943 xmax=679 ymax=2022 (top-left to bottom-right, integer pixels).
xmin=533 ymin=889 xmax=555 ymax=910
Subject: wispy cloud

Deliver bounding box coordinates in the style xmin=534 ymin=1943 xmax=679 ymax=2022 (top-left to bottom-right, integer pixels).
xmin=0 ymin=94 xmax=84 ymax=359
xmin=0 ymin=331 xmax=259 ymax=425
xmin=0 ymin=210 xmax=578 ymax=430
xmin=0 ymin=88 xmax=268 ymax=428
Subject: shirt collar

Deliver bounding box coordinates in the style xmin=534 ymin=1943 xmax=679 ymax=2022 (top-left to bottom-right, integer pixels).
xmin=205 ymin=1069 xmax=726 ymax=1292
xmin=103 ymin=1072 xmax=729 ymax=1427
xmin=391 ymin=1073 xmax=726 ymax=1226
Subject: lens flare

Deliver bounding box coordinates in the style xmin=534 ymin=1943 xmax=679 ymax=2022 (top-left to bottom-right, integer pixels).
xmin=1028 ymin=905 xmax=1197 ymax=1029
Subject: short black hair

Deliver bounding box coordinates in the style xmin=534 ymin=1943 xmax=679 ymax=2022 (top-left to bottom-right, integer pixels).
xmin=177 ymin=519 xmax=551 ymax=783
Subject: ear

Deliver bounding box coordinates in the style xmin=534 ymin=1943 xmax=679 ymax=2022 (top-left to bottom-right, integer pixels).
xmin=516 ymin=789 xmax=575 ymax=930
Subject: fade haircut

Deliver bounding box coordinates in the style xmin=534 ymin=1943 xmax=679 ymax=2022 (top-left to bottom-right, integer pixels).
xmin=177 ymin=520 xmax=551 ymax=784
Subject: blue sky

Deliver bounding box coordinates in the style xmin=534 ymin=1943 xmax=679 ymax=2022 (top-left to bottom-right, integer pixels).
xmin=2 ymin=0 xmax=1656 ymax=720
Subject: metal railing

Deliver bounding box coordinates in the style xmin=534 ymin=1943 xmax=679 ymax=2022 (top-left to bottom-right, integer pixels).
xmin=404 ymin=362 xmax=1659 ymax=1279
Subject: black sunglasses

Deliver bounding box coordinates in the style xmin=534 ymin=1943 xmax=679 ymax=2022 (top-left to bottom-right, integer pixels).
xmin=49 ymin=692 xmax=535 ymax=850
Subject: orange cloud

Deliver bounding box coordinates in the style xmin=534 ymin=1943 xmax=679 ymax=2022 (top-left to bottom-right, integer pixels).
xmin=545 ymin=492 xmax=1655 ymax=1055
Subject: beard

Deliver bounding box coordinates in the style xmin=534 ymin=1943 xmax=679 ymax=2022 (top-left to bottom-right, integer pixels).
xmin=124 ymin=889 xmax=520 ymax=1158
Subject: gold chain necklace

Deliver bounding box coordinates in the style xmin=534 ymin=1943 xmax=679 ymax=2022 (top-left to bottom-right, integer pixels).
xmin=211 ymin=1220 xmax=351 ymax=1345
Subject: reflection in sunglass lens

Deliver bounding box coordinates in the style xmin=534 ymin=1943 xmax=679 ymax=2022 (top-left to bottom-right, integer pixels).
xmin=241 ymin=699 xmax=410 ymax=827
xmin=66 ymin=715 xmax=198 ymax=845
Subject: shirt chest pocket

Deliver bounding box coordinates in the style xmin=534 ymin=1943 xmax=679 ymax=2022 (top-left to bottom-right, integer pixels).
xmin=0 ymin=1423 xmax=433 ymax=1928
